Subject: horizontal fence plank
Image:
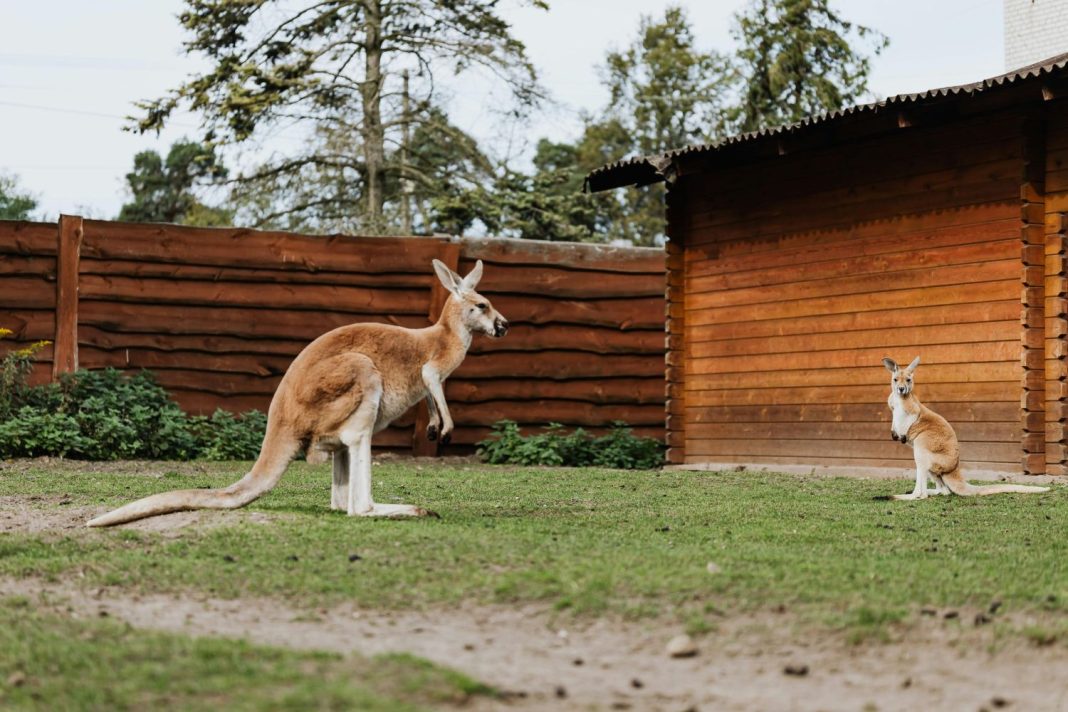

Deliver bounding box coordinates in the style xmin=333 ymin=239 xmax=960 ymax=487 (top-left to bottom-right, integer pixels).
xmin=0 ymin=254 xmax=56 ymax=279
xmin=79 ymin=301 xmax=429 ymax=339
xmin=452 ymin=400 xmax=665 ymax=427
xmin=78 ymin=258 xmax=434 ymax=289
xmin=0 ymin=275 xmax=57 ymax=309
xmin=0 ymin=221 xmax=58 ymax=256
xmin=79 ymin=274 xmax=429 ymax=314
xmin=445 ymin=377 xmax=664 ymax=404
xmin=0 ymin=309 xmax=55 ymax=341
xmin=472 ymin=265 xmax=664 ymax=299
xmin=81 ymin=220 xmax=451 ymax=274
xmin=460 ymin=237 xmax=663 ymax=273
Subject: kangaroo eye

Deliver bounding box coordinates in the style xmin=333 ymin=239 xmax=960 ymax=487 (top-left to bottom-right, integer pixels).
xmin=476 ymin=303 xmax=488 ymax=311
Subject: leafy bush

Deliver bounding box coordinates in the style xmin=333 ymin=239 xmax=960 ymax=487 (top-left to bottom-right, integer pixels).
xmin=477 ymin=420 xmax=663 ymax=470
xmin=0 ymin=330 xmax=50 ymax=422
xmin=0 ymin=331 xmax=266 ymax=461
xmin=190 ymin=409 xmax=268 ymax=460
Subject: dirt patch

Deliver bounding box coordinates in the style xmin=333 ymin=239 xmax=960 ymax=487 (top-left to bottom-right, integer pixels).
xmin=0 ymin=495 xmax=280 ymax=537
xmin=0 ymin=458 xmax=229 ymax=478
xmin=4 ymin=577 xmax=1066 ymax=712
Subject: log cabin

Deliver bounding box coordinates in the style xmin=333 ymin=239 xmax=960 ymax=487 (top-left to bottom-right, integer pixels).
xmin=586 ymin=53 xmax=1068 ymax=477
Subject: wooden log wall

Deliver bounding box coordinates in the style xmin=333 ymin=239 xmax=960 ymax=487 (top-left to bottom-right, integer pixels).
xmin=0 ymin=219 xmax=665 ymax=453
xmin=449 ymin=238 xmax=666 ymax=447
xmin=674 ymin=110 xmax=1029 ymax=472
xmin=1044 ymin=99 xmax=1068 ymax=474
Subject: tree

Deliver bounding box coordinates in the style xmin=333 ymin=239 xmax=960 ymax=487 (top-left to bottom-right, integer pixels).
xmin=134 ymin=0 xmax=546 ymax=233
xmin=603 ymin=6 xmax=735 ymax=155
xmin=431 ymin=165 xmax=598 ymax=241
xmin=570 ymin=6 xmax=733 ymax=245
xmin=729 ymin=0 xmax=888 ymax=133
xmin=0 ymin=173 xmax=39 ymax=221
xmin=234 ymin=106 xmax=495 ymax=234
xmin=118 ymin=140 xmax=232 ymax=225
xmin=530 ymin=1 xmax=886 ymax=245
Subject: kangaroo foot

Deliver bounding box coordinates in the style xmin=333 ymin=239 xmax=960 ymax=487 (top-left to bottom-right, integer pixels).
xmin=351 ymin=503 xmax=439 ymax=518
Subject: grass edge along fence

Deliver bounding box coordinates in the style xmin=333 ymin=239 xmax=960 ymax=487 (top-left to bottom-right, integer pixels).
xmin=0 ymin=217 xmax=666 ymax=456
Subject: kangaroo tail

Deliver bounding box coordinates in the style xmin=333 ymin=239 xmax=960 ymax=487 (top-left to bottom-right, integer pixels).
xmin=86 ymin=429 xmax=299 ymax=528
xmin=941 ymin=468 xmax=1050 ymax=497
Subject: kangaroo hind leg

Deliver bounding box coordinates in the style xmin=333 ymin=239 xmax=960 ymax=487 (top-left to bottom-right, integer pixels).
xmin=893 ymin=450 xmax=931 ymax=501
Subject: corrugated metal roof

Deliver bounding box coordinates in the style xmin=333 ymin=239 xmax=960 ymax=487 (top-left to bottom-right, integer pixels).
xmin=585 ymin=51 xmax=1068 ymax=192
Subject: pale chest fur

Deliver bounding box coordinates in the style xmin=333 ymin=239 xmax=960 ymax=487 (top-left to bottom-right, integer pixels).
xmin=373 ymin=345 xmax=468 ymax=432
xmin=888 ymin=392 xmax=918 ymax=443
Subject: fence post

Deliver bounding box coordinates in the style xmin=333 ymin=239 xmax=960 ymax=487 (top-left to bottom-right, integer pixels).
xmin=52 ymin=214 xmax=83 ymax=380
xmin=411 ymin=239 xmax=462 ymax=456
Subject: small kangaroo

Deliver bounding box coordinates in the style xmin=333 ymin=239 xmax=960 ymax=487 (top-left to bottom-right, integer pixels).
xmin=883 ymin=356 xmax=1049 ymax=500
xmin=88 ymin=259 xmax=508 ymax=527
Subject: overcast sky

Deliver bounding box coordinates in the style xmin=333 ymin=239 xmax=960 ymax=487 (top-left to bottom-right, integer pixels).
xmin=2 ymin=0 xmax=1004 ymax=220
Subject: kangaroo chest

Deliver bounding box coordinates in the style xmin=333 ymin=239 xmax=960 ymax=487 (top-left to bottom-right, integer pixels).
xmin=889 ymin=394 xmax=919 ymax=442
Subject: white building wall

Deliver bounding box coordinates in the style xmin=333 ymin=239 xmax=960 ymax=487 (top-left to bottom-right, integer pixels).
xmin=1004 ymin=0 xmax=1068 ymax=70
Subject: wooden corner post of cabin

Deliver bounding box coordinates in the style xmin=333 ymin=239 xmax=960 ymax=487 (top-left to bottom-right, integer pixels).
xmin=1045 ymin=212 xmax=1068 ymax=475
xmin=52 ymin=214 xmax=83 ymax=380
xmin=412 ymin=239 xmax=462 ymax=456
xmin=1020 ymin=115 xmax=1046 ymax=475
xmin=664 ymin=183 xmax=686 ymax=465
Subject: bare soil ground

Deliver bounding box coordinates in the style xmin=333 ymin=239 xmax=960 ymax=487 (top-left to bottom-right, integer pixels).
xmin=0 ymin=495 xmax=281 ymax=537
xmin=4 ymin=480 xmax=1067 ymax=711
xmin=3 ymin=493 xmax=1067 ymax=712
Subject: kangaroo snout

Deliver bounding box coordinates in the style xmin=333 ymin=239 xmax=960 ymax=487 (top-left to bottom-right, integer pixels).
xmin=493 ymin=317 xmax=509 ymax=338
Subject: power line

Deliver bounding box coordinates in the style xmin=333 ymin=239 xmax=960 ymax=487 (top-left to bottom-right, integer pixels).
xmin=0 ymin=99 xmax=176 ymax=124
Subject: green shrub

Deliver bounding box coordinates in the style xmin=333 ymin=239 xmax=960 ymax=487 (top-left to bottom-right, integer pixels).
xmin=0 ymin=406 xmax=85 ymax=458
xmin=591 ymin=422 xmax=664 ymax=470
xmin=0 ymin=331 xmax=266 ymax=461
xmin=477 ymin=420 xmax=663 ymax=469
xmin=0 ymin=330 xmax=50 ymax=422
xmin=190 ymin=409 xmax=268 ymax=460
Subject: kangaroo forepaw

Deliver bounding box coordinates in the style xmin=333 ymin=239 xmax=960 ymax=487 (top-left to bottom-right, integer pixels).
xmin=440 ymin=430 xmax=452 ymax=446
xmin=426 ymin=423 xmax=439 ymax=441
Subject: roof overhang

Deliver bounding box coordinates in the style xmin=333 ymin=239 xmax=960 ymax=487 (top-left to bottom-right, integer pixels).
xmin=585 ymin=52 xmax=1068 ymax=193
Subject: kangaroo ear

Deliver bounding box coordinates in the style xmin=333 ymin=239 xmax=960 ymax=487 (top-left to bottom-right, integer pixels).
xmin=906 ymin=356 xmax=921 ymax=373
xmin=460 ymin=259 xmax=483 ymax=292
xmin=882 ymin=358 xmax=898 ymax=373
xmin=432 ymin=259 xmax=462 ymax=295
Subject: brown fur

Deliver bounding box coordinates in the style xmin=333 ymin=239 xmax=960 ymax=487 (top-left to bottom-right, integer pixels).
xmin=88 ymin=260 xmax=507 ymax=526
xmin=883 ymin=357 xmax=1049 ymax=499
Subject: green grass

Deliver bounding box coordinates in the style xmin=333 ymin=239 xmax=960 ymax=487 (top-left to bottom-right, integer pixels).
xmin=0 ymin=595 xmax=492 ymax=711
xmin=1 ymin=461 xmax=1067 ymax=634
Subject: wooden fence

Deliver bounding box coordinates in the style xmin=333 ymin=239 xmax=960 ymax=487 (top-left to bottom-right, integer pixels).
xmin=0 ymin=216 xmax=665 ymax=453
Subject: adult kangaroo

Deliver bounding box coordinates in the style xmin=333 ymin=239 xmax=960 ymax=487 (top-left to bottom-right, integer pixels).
xmin=88 ymin=259 xmax=508 ymax=526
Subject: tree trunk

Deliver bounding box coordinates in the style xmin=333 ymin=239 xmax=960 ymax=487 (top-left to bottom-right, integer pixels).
xmin=361 ymin=0 xmax=386 ymax=227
